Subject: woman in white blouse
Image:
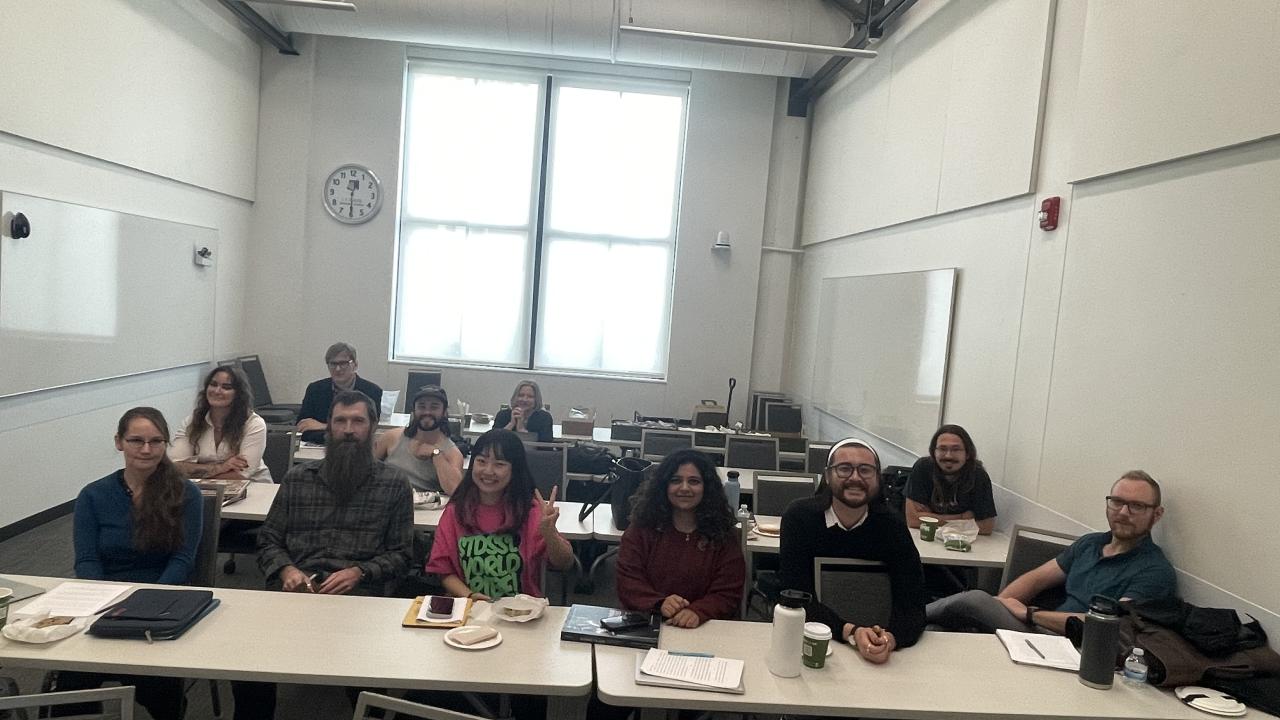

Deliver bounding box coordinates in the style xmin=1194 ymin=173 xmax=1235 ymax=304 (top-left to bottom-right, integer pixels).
xmin=169 ymin=365 xmax=272 ymax=482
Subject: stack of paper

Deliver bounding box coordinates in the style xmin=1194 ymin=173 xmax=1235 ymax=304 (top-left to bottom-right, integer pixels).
xmin=11 ymin=582 xmax=131 ymax=619
xmin=635 ymin=648 xmax=745 ymax=694
xmin=995 ymin=629 xmax=1081 ymax=671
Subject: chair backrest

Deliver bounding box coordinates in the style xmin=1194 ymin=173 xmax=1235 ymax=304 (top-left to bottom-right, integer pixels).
xmin=523 ymin=442 xmax=568 ymax=499
xmin=1000 ymin=525 xmax=1079 ymax=608
xmin=725 ymin=435 xmax=779 ymax=471
xmin=191 ymin=486 xmax=225 ymax=587
xmin=753 ymin=472 xmax=818 ymax=515
xmin=764 ymin=403 xmax=803 ymax=434
xmin=808 ymin=442 xmax=834 ymax=474
xmin=262 ymin=430 xmax=295 ymax=483
xmin=640 ymin=429 xmax=694 ymax=461
xmin=402 ymin=369 xmax=444 ymax=413
xmin=0 ymin=686 xmax=135 ymax=720
xmin=774 ymin=434 xmax=808 ymax=455
xmin=353 ymin=691 xmax=485 ymax=720
xmin=235 ymin=354 xmax=274 ymax=407
xmin=814 ymin=557 xmax=892 ymax=629
xmin=749 ymin=391 xmax=788 ymax=430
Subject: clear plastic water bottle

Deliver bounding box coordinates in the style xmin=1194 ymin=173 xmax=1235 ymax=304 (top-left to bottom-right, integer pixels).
xmin=736 ymin=503 xmax=752 ymax=528
xmin=1122 ymin=647 xmax=1148 ymax=685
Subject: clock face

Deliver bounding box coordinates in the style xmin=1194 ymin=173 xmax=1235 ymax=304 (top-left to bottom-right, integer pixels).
xmin=323 ymin=164 xmax=382 ymax=224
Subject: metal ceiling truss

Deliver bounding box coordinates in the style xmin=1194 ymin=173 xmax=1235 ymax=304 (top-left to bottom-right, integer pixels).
xmin=791 ymin=0 xmax=915 ymax=117
xmin=215 ymin=0 xmax=300 ymax=56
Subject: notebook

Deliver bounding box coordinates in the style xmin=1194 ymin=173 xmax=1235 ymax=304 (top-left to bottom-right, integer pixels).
xmin=995 ymin=629 xmax=1081 ymax=671
xmin=560 ymin=604 xmax=660 ymax=649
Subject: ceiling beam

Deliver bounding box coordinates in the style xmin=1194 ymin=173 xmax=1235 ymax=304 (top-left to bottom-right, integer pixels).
xmin=788 ymin=0 xmax=916 ymax=116
xmin=215 ymin=0 xmax=300 ymax=55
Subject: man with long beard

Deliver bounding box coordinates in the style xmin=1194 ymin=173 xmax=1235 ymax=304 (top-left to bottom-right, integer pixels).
xmin=779 ymin=438 xmax=926 ymax=665
xmin=374 ymin=384 xmax=464 ymax=494
xmin=258 ymin=390 xmax=413 ymax=595
xmin=927 ymin=470 xmax=1175 ymax=634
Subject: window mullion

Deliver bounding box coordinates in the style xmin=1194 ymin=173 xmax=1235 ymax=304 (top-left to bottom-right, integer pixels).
xmin=527 ymin=75 xmax=555 ymax=371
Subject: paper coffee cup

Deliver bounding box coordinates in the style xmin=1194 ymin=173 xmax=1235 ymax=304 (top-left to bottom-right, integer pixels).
xmin=919 ymin=517 xmax=940 ymax=542
xmin=0 ymin=587 xmax=13 ymax=631
xmin=802 ymin=622 xmax=832 ymax=669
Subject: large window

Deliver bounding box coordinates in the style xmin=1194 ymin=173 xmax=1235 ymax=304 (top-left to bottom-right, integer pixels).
xmin=393 ymin=61 xmax=688 ymax=378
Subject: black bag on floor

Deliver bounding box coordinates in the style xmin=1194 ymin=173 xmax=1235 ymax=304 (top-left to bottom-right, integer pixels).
xmin=88 ymin=588 xmax=218 ymax=641
xmin=574 ymin=457 xmax=652 ymax=528
xmin=567 ymin=442 xmax=615 ymax=475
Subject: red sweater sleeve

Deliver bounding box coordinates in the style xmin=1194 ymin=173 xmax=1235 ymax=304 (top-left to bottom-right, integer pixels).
xmin=615 ymin=526 xmax=668 ymax=613
xmin=686 ymin=538 xmax=746 ymax=622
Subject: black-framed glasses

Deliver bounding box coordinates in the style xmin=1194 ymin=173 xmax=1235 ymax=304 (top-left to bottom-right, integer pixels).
xmin=1105 ymin=495 xmax=1155 ymax=513
xmin=327 ymin=359 xmax=355 ymax=369
xmin=827 ymin=462 xmax=877 ymax=480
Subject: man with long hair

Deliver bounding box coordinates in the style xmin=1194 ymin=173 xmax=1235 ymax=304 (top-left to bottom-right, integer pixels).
xmin=374 ymin=384 xmax=464 ymax=494
xmin=904 ymin=424 xmax=997 ymax=535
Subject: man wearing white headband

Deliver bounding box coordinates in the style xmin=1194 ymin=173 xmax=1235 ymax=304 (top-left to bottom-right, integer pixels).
xmin=779 ymin=438 xmax=926 ymax=664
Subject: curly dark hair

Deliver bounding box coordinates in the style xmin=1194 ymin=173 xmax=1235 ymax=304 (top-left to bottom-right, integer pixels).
xmin=629 ymin=449 xmax=735 ymax=544
xmin=452 ymin=429 xmax=537 ymax=534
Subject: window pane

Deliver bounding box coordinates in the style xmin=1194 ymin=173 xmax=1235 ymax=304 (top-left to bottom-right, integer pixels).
xmin=404 ymin=72 xmax=540 ymax=226
xmin=546 ymin=86 xmax=684 ymax=239
xmin=395 ymin=225 xmax=529 ymax=365
xmin=535 ymin=237 xmax=671 ymax=375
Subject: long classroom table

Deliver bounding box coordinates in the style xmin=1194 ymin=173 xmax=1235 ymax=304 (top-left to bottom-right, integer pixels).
xmin=0 ymin=575 xmax=590 ymax=719
xmin=221 ymin=483 xmax=593 ymax=540
xmin=595 ymin=618 xmax=1259 ymax=720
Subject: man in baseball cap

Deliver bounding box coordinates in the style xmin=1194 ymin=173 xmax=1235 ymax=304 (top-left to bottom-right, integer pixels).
xmin=374 ymin=385 xmax=464 ymax=494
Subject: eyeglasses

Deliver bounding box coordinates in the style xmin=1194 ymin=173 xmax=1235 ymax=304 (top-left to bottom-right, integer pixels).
xmin=122 ymin=437 xmax=167 ymax=449
xmin=1105 ymin=496 xmax=1155 ymax=513
xmin=327 ymin=359 xmax=355 ymax=370
xmin=827 ymin=463 xmax=878 ymax=480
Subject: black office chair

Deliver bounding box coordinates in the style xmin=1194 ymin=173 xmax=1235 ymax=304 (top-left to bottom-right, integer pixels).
xmin=1000 ymin=525 xmax=1078 ymax=609
xmin=764 ymin=403 xmax=804 ymax=434
xmin=236 ymin=355 xmax=301 ymax=426
xmin=815 ymin=557 xmax=893 ymax=629
xmin=188 ymin=488 xmax=225 ymax=716
xmin=753 ymin=472 xmax=819 ymax=515
xmin=640 ymin=429 xmax=694 ymax=462
xmin=402 ymin=370 xmax=443 ymax=413
xmin=725 ymin=435 xmax=779 ymax=471
xmin=808 ymin=442 xmax=834 ymax=474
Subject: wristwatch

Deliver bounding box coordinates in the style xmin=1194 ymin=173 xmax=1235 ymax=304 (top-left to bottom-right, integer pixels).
xmin=431 ymin=447 xmax=441 ymax=458
xmin=1025 ymin=605 xmax=1039 ymax=626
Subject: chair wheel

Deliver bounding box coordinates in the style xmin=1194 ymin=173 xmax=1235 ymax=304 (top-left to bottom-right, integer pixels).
xmin=223 ymin=558 xmax=236 ymax=574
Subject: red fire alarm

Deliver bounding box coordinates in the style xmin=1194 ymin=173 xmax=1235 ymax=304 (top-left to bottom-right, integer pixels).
xmin=1038 ymin=196 xmax=1061 ymax=231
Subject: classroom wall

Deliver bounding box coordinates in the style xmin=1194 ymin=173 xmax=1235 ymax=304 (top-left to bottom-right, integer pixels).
xmin=788 ymin=0 xmax=1280 ymax=633
xmin=0 ymin=0 xmax=260 ymax=529
xmin=245 ymin=34 xmax=776 ymax=426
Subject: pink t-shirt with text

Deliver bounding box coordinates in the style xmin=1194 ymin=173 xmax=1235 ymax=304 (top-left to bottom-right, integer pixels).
xmin=425 ymin=500 xmax=547 ymax=599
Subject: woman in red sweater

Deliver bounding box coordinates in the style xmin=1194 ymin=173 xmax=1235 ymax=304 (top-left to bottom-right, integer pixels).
xmin=615 ymin=449 xmax=745 ymax=627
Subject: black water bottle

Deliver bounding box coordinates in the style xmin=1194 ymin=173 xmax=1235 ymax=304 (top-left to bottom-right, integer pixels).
xmin=1078 ymin=595 xmax=1122 ymax=689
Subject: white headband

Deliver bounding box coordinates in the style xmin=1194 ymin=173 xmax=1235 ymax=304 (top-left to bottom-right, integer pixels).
xmin=827 ymin=437 xmax=881 ymax=470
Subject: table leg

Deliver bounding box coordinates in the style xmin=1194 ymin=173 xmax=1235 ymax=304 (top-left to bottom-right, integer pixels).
xmin=545 ymin=693 xmax=588 ymax=720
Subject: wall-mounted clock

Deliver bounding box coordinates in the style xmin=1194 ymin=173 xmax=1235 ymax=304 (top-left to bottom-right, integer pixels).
xmin=323 ymin=164 xmax=382 ymax=224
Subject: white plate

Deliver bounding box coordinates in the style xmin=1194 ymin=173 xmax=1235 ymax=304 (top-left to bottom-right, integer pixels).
xmin=1175 ymin=686 xmax=1247 ymax=717
xmin=443 ymin=627 xmax=502 ymax=651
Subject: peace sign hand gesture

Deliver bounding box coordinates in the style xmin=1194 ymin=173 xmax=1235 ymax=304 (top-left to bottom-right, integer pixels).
xmin=534 ymin=486 xmax=561 ymax=539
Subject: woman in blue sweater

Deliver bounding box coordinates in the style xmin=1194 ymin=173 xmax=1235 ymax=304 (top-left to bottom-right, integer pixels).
xmin=58 ymin=407 xmax=203 ymax=719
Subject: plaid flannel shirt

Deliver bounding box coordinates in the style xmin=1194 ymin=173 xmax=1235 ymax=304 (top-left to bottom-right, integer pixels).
xmin=257 ymin=459 xmax=413 ymax=593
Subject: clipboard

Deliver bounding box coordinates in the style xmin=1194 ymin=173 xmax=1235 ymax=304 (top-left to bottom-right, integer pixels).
xmin=402 ymin=596 xmax=472 ymax=629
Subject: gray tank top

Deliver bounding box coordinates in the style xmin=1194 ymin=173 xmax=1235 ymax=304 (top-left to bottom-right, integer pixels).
xmin=386 ymin=433 xmax=456 ymax=493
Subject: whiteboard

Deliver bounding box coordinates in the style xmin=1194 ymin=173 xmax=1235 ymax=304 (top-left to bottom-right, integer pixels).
xmin=810 ymin=269 xmax=956 ymax=454
xmin=0 ymin=192 xmax=216 ymax=397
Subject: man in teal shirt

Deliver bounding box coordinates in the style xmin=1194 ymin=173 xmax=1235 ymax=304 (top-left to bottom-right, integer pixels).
xmin=927 ymin=470 xmax=1176 ymax=634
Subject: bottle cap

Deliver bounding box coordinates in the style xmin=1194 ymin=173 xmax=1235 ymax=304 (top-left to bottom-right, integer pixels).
xmin=727 ymin=470 xmax=740 ymax=479
xmin=1088 ymin=595 xmax=1121 ymax=616
xmin=778 ymin=589 xmax=811 ymax=608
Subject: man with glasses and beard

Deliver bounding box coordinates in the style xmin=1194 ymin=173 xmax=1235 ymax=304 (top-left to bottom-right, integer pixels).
xmin=927 ymin=470 xmax=1176 ymax=635
xmin=374 ymin=385 xmax=464 ymax=494
xmin=779 ymin=438 xmax=926 ymax=664
xmin=237 ymin=392 xmax=413 ymax=720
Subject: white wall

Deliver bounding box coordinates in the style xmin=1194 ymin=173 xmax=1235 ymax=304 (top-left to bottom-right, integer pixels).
xmin=0 ymin=0 xmax=260 ymax=529
xmin=788 ymin=0 xmax=1280 ymax=634
xmin=247 ymin=35 xmax=776 ymax=426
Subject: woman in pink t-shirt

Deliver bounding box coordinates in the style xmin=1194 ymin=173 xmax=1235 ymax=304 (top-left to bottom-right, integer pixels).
xmin=425 ymin=429 xmax=575 ymax=600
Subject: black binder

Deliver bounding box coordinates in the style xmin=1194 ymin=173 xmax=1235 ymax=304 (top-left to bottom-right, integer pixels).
xmin=88 ymin=588 xmax=218 ymax=641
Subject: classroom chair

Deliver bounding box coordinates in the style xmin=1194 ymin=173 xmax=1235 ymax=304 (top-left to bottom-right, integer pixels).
xmin=753 ymin=472 xmax=819 ymax=516
xmin=236 ymin=355 xmax=301 ymax=426
xmin=725 ymin=435 xmax=779 ymax=471
xmin=402 ymin=369 xmax=444 ymax=413
xmin=815 ymin=557 xmax=893 ymax=629
xmin=0 ymin=686 xmax=135 ymax=720
xmin=353 ymin=691 xmax=487 ymax=720
xmin=639 ymin=429 xmax=694 ymax=462
xmin=1000 ymin=525 xmax=1079 ymax=609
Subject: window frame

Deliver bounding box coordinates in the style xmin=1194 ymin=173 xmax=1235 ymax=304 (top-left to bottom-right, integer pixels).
xmin=392 ymin=56 xmax=690 ymax=380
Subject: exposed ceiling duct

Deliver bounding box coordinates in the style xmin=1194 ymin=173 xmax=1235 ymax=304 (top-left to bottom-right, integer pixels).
xmin=245 ymin=0 xmax=855 ymax=78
